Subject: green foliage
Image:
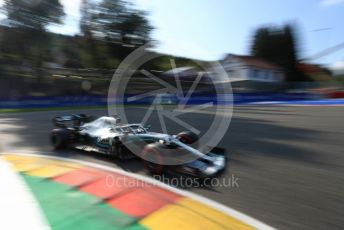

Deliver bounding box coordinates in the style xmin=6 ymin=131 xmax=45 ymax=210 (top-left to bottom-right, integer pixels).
xmin=0 ymin=0 xmax=202 ymax=76
xmin=250 ymin=24 xmax=307 ymax=81
xmin=335 ymin=75 xmax=344 ymax=84
xmin=2 ymin=0 xmax=65 ymax=78
xmin=89 ymin=0 xmax=152 ymax=44
xmin=4 ymin=0 xmax=65 ymax=30
xmin=0 ymin=0 xmax=156 ymax=71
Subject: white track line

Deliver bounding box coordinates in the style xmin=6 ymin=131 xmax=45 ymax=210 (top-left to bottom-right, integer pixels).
xmin=0 ymin=158 xmax=51 ymax=230
xmin=1 ymin=151 xmax=275 ymax=230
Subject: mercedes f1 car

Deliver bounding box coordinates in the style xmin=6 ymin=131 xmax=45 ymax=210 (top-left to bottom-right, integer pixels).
xmin=50 ymin=114 xmax=226 ymax=177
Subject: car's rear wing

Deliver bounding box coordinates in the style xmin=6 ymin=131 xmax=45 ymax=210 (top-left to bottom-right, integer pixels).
xmin=52 ymin=114 xmax=94 ymax=128
xmin=210 ymin=147 xmax=226 ymax=155
xmin=207 ymin=146 xmax=227 ymax=159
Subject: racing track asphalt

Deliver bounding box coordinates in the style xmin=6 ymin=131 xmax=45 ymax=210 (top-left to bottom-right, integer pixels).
xmin=0 ymin=105 xmax=343 ymax=230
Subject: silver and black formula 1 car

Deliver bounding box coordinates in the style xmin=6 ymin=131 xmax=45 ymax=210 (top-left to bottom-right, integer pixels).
xmin=50 ymin=114 xmax=226 ymax=177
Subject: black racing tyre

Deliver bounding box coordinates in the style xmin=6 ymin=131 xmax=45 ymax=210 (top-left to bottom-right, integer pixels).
xmin=176 ymin=131 xmax=199 ymax=144
xmin=50 ymin=128 xmax=71 ymax=150
xmin=141 ymin=143 xmax=164 ymax=174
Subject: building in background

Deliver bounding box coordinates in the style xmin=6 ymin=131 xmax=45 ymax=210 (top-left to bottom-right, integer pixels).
xmin=221 ymin=54 xmax=284 ymax=83
xmin=219 ymin=54 xmax=285 ymax=91
xmin=159 ymin=54 xmax=287 ymax=92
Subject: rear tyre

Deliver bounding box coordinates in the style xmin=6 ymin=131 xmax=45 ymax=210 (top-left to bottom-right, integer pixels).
xmin=176 ymin=131 xmax=199 ymax=144
xmin=50 ymin=128 xmax=70 ymax=150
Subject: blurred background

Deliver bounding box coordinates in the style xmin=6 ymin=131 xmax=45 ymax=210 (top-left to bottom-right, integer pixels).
xmin=0 ymin=0 xmax=343 ymax=108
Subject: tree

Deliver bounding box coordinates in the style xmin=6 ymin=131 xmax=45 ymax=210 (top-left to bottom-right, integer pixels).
xmin=118 ymin=10 xmax=153 ymax=44
xmin=250 ymin=24 xmax=306 ymax=81
xmin=80 ymin=0 xmax=95 ymax=38
xmin=91 ymin=0 xmax=153 ymax=44
xmin=79 ymin=0 xmax=153 ymax=67
xmin=3 ymin=0 xmax=65 ymax=79
xmin=251 ymin=28 xmax=271 ymax=60
xmin=4 ymin=0 xmax=65 ymax=31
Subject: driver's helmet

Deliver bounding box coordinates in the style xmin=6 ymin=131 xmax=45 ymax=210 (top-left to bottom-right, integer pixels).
xmin=111 ymin=114 xmax=121 ymax=124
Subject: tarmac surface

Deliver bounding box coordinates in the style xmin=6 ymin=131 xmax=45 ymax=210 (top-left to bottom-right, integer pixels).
xmin=0 ymin=105 xmax=343 ymax=229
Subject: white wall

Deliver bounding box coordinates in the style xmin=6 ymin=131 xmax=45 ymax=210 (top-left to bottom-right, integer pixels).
xmin=221 ymin=55 xmax=285 ymax=83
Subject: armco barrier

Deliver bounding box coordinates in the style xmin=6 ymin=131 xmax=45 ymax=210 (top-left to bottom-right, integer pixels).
xmin=0 ymin=96 xmax=108 ymax=109
xmin=0 ymin=93 xmax=319 ymax=109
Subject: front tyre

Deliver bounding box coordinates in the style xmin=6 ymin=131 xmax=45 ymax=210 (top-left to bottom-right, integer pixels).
xmin=141 ymin=143 xmax=164 ymax=174
xmin=50 ymin=128 xmax=71 ymax=150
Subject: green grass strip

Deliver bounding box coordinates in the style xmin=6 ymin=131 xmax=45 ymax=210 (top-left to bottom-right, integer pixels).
xmin=21 ymin=174 xmax=147 ymax=230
